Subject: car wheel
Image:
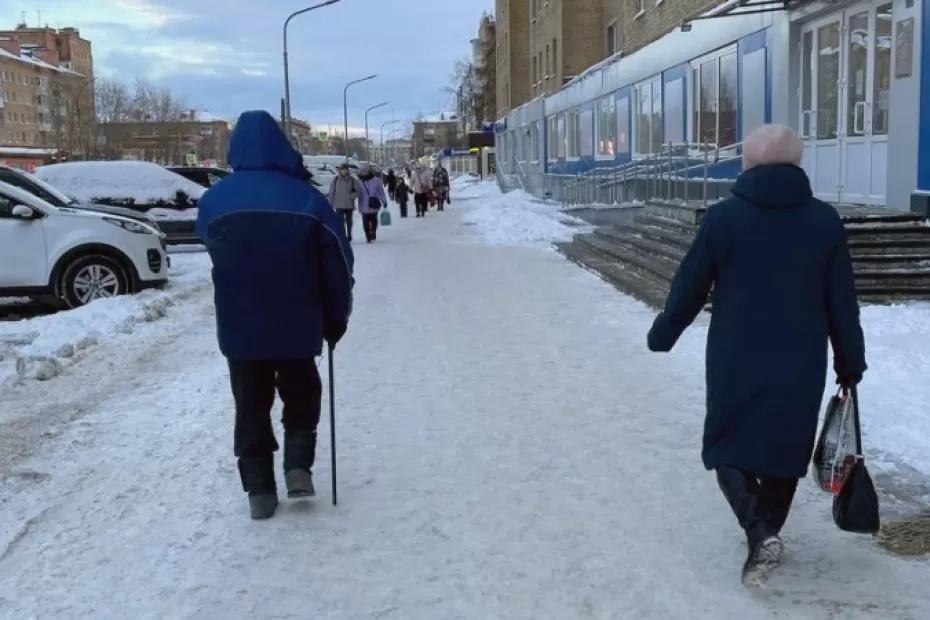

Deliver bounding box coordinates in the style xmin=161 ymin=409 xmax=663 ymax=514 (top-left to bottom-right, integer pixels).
xmin=60 ymin=255 xmax=129 ymax=308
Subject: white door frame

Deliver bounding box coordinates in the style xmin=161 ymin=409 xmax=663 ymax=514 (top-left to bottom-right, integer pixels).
xmin=799 ymin=1 xmax=889 ymax=205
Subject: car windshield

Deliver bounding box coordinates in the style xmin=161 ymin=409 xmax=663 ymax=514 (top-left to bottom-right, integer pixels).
xmin=0 ymin=167 xmax=73 ymax=208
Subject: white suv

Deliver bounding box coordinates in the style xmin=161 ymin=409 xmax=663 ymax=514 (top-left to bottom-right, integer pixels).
xmin=0 ymin=180 xmax=169 ymax=308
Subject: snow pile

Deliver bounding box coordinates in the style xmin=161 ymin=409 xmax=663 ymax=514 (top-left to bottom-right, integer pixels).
xmin=457 ymin=179 xmax=589 ymax=247
xmin=37 ymin=161 xmax=205 ymax=206
xmin=0 ymin=253 xmax=211 ymax=384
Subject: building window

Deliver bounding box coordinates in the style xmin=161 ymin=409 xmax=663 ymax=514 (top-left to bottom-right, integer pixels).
xmin=533 ymin=56 xmax=538 ymax=85
xmin=557 ymin=113 xmax=566 ymax=159
xmin=546 ymin=44 xmax=550 ymax=77
xmin=617 ymin=95 xmax=631 ymax=155
xmin=580 ymin=108 xmax=594 ymax=158
xmin=553 ymin=38 xmax=558 ymax=80
xmin=634 ymin=77 xmax=661 ymax=154
xmin=691 ymin=48 xmax=738 ymax=148
xmin=596 ymin=95 xmax=617 ymax=158
xmin=636 ymin=0 xmax=646 ymax=17
xmin=607 ymin=22 xmax=618 ymax=56
xmin=664 ymin=76 xmax=685 ymax=144
xmin=547 ymin=115 xmax=558 ymax=161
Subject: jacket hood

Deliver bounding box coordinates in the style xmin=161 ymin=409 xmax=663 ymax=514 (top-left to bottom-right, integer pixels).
xmin=229 ymin=110 xmax=303 ymax=176
xmin=731 ymin=164 xmax=813 ymax=209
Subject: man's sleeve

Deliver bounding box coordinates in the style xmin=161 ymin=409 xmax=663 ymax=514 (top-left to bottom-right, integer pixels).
xmin=317 ymin=195 xmax=355 ymax=330
xmin=647 ymin=215 xmax=716 ymax=352
xmin=195 ymin=192 xmax=213 ymax=242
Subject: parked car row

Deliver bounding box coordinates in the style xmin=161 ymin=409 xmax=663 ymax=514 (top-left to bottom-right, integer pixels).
xmin=0 ymin=161 xmax=228 ymax=309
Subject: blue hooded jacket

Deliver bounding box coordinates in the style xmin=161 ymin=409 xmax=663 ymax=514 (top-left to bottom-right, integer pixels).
xmin=648 ymin=164 xmax=866 ymax=478
xmin=197 ymin=110 xmax=354 ymax=360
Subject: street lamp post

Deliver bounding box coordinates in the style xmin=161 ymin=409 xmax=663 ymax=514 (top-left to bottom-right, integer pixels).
xmin=364 ymin=101 xmax=388 ymax=162
xmin=380 ymin=120 xmax=398 ymax=166
xmin=343 ymin=74 xmax=377 ymax=161
xmin=283 ymin=0 xmax=341 ymax=141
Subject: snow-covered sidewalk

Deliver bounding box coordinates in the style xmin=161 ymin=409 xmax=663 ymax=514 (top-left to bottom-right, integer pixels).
xmin=0 ymin=181 xmax=928 ymax=619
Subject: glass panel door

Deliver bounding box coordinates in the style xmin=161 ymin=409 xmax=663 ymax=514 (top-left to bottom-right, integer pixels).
xmin=847 ymin=10 xmax=870 ymax=137
xmin=872 ymin=3 xmax=892 ymax=136
xmin=816 ymin=22 xmax=841 ymax=140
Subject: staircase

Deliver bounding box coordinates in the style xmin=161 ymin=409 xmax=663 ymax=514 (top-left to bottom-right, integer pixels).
xmin=556 ymin=202 xmax=930 ymax=308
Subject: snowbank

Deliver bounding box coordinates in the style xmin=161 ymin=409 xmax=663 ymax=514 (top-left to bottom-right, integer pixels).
xmin=457 ymin=179 xmax=590 ymax=247
xmin=37 ymin=161 xmax=205 ymax=206
xmin=0 ymin=253 xmax=211 ymax=384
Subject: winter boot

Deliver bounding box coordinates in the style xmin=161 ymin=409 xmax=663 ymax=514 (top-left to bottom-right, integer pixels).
xmin=238 ymin=455 xmax=277 ymax=520
xmin=741 ymin=536 xmax=784 ymax=587
xmin=284 ymin=431 xmax=316 ymax=498
xmin=249 ymin=493 xmax=279 ymax=520
xmin=285 ymin=470 xmax=316 ymax=498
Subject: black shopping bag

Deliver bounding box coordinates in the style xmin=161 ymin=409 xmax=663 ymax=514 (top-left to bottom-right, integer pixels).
xmin=831 ymin=386 xmax=880 ymax=534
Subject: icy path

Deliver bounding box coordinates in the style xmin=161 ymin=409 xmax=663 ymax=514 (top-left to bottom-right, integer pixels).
xmin=1 ymin=187 xmax=929 ymax=619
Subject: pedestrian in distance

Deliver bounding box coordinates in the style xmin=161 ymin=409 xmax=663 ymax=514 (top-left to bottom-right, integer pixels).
xmin=196 ymin=110 xmax=355 ymax=520
xmin=411 ymin=163 xmax=432 ymax=218
xmin=385 ymin=168 xmax=398 ymax=202
xmin=357 ymin=162 xmax=389 ymax=243
xmin=328 ymin=162 xmax=362 ymax=242
xmin=395 ymin=177 xmax=411 ymax=218
xmin=646 ymin=124 xmax=866 ymax=587
xmin=432 ymin=162 xmax=450 ymax=210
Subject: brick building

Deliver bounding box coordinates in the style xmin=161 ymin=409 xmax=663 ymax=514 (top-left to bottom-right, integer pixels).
xmin=98 ymin=110 xmax=231 ymax=166
xmin=0 ymin=25 xmax=94 ymax=166
xmin=477 ymin=14 xmax=497 ymax=125
xmin=602 ymin=0 xmax=717 ymax=58
xmin=412 ymin=116 xmax=461 ymax=159
xmin=529 ymin=0 xmax=605 ymax=98
xmin=495 ymin=0 xmax=530 ymax=120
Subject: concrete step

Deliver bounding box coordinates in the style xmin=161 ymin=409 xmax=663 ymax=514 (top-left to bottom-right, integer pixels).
xmin=634 ymin=214 xmax=700 ymax=237
xmin=574 ymin=233 xmax=680 ymax=282
xmin=611 ymin=222 xmax=695 ymax=251
xmin=594 ymin=227 xmax=688 ymax=261
xmin=644 ymin=201 xmax=707 ymax=225
xmin=555 ymin=241 xmax=670 ymax=308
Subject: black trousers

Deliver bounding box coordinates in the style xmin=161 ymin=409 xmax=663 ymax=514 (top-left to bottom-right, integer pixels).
xmin=398 ymin=200 xmax=409 ymax=218
xmin=228 ymin=359 xmax=322 ymax=493
xmin=414 ymin=193 xmax=428 ymax=216
xmin=362 ymin=213 xmax=379 ymax=241
xmin=716 ymin=465 xmax=799 ymax=548
xmin=340 ymin=210 xmax=354 ymax=240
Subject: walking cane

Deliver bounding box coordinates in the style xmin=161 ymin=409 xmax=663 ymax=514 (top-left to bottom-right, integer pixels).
xmin=328 ymin=343 xmax=338 ymax=506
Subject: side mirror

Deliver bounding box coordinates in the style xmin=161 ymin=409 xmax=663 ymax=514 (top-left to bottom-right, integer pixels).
xmin=11 ymin=204 xmax=37 ymax=220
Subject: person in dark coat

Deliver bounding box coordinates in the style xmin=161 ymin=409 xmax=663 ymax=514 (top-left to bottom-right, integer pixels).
xmin=647 ymin=124 xmax=866 ymax=585
xmin=196 ymin=111 xmax=355 ymax=520
xmin=385 ymin=168 xmax=398 ymax=201
xmin=395 ymin=177 xmax=411 ymax=218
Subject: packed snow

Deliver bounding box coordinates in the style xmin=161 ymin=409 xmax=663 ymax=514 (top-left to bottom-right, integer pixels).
xmin=0 ymin=252 xmax=210 ymax=385
xmin=37 ymin=161 xmax=206 ymax=206
xmin=456 ymin=177 xmax=591 ymax=246
xmin=0 ymin=182 xmax=928 ymax=618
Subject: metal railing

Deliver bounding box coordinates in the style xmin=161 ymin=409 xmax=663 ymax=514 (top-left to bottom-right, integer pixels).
xmin=555 ymin=141 xmax=744 ymax=208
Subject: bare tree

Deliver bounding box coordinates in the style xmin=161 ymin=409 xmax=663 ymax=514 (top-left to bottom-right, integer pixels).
xmin=446 ymin=56 xmax=483 ymax=133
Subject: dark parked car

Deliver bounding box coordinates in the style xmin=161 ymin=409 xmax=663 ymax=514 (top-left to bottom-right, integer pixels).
xmin=167 ymin=166 xmax=229 ymax=189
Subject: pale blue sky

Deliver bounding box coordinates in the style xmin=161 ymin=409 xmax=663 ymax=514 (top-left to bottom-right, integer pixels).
xmin=0 ymin=0 xmax=495 ymax=136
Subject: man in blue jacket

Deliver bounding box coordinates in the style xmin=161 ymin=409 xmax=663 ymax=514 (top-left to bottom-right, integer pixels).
xmin=197 ymin=111 xmax=354 ymax=520
xmin=648 ymin=125 xmax=866 ymax=586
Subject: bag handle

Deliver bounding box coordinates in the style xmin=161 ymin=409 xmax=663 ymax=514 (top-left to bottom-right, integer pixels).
xmin=848 ymin=385 xmax=864 ymax=457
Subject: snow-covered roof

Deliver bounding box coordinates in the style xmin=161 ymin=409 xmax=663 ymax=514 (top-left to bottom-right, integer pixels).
xmin=416 ymin=113 xmax=458 ymax=124
xmin=36 ymin=161 xmax=206 ymax=205
xmin=0 ymin=46 xmax=84 ymax=76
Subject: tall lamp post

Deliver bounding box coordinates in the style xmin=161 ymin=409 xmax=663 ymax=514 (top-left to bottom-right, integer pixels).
xmin=380 ymin=120 xmax=399 ymax=166
xmin=343 ymin=74 xmax=377 ymax=161
xmin=364 ymin=101 xmax=388 ymax=162
xmin=283 ymin=0 xmax=341 ymax=140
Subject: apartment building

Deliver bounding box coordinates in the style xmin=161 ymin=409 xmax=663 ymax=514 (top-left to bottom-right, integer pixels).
xmin=602 ymin=0 xmax=718 ymax=58
xmin=477 ymin=14 xmax=497 ymax=125
xmin=529 ymin=0 xmax=605 ymax=98
xmin=495 ymin=0 xmax=531 ymax=119
xmin=0 ymin=24 xmax=94 ymax=165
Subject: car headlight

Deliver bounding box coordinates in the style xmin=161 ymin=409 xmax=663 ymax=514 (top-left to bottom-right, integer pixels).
xmin=103 ymin=217 xmax=158 ymax=235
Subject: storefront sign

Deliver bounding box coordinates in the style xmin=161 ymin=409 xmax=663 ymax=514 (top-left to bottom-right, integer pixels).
xmin=895 ymin=18 xmax=914 ymax=78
